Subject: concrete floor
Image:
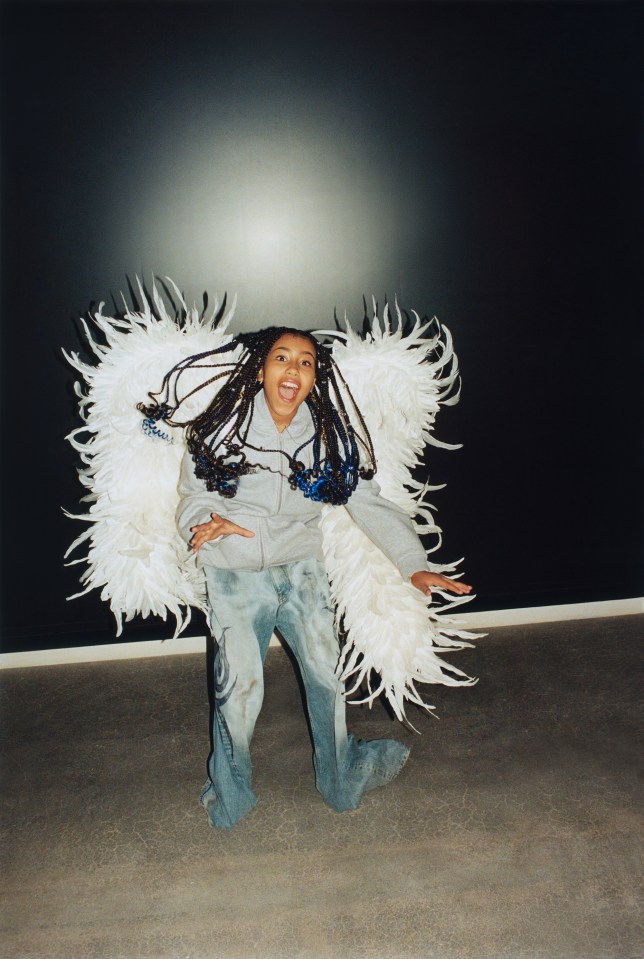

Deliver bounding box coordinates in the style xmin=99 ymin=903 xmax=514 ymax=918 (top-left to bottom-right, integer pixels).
xmin=1 ymin=615 xmax=642 ymax=959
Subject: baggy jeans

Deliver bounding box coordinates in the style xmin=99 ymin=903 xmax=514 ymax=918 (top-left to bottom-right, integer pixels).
xmin=199 ymin=559 xmax=410 ymax=829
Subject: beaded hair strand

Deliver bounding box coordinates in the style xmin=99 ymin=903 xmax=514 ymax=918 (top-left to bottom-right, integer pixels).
xmin=137 ymin=327 xmax=377 ymax=505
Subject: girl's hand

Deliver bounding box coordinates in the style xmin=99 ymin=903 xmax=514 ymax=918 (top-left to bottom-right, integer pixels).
xmin=410 ymin=571 xmax=473 ymax=597
xmin=189 ymin=512 xmax=255 ymax=552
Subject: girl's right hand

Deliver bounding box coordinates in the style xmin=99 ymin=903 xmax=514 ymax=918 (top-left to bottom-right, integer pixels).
xmin=189 ymin=512 xmax=255 ymax=552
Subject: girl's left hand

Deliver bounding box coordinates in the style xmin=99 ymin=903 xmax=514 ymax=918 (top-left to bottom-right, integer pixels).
xmin=410 ymin=571 xmax=473 ymax=596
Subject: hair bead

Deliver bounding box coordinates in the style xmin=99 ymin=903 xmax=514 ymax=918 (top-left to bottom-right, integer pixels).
xmin=139 ymin=326 xmax=376 ymax=506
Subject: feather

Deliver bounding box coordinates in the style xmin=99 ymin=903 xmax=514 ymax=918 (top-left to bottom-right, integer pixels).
xmin=64 ymin=281 xmax=477 ymax=720
xmin=63 ymin=277 xmax=235 ymax=635
xmin=316 ymin=303 xmax=477 ymax=721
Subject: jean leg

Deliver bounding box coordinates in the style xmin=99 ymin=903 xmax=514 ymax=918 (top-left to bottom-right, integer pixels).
xmin=275 ymin=560 xmax=410 ymax=812
xmin=201 ymin=566 xmax=278 ymax=829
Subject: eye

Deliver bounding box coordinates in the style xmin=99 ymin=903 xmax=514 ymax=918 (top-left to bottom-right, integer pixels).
xmin=301 ymin=359 xmax=313 ymax=367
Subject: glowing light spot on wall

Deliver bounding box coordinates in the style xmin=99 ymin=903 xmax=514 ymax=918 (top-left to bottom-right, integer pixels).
xmin=115 ymin=110 xmax=430 ymax=329
xmin=245 ymin=210 xmax=291 ymax=260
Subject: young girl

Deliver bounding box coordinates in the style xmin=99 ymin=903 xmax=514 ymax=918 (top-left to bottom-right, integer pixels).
xmin=141 ymin=325 xmax=471 ymax=829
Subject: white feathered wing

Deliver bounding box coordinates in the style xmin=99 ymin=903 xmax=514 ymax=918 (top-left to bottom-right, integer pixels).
xmin=64 ymin=282 xmax=476 ymax=721
xmin=317 ymin=302 xmax=477 ymax=722
xmin=63 ymin=278 xmax=236 ymax=636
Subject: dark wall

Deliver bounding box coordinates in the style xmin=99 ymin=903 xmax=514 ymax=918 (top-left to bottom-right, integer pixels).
xmin=1 ymin=1 xmax=642 ymax=653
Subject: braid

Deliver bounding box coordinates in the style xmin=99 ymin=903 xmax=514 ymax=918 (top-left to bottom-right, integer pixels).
xmin=138 ymin=326 xmax=377 ymax=504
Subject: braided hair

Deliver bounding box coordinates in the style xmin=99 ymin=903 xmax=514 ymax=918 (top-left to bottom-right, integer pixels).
xmin=137 ymin=327 xmax=376 ymax=505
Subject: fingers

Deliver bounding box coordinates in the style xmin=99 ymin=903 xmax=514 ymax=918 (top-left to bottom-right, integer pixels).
xmin=189 ymin=513 xmax=255 ymax=551
xmin=444 ymin=578 xmax=472 ymax=594
xmin=439 ymin=577 xmax=472 ymax=595
xmin=411 ymin=571 xmax=473 ymax=596
xmin=228 ymin=522 xmax=255 ymax=539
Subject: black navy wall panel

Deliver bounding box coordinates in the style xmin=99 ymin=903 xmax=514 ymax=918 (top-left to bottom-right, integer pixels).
xmin=1 ymin=1 xmax=642 ymax=652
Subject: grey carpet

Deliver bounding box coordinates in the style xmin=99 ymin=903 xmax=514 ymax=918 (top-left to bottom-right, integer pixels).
xmin=1 ymin=615 xmax=642 ymax=959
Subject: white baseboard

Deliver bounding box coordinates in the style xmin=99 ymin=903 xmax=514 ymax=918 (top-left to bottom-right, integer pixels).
xmin=462 ymin=597 xmax=643 ymax=628
xmin=1 ymin=598 xmax=641 ymax=670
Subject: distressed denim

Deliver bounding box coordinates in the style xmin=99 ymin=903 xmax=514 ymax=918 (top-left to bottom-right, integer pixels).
xmin=200 ymin=559 xmax=409 ymax=829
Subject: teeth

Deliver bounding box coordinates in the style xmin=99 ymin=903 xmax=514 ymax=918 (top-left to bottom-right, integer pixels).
xmin=278 ymin=380 xmax=299 ymax=402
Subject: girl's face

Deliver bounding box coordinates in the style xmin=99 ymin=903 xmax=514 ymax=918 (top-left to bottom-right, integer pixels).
xmin=258 ymin=333 xmax=317 ymax=431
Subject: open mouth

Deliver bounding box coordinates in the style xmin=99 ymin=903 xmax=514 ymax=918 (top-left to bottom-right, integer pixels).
xmin=278 ymin=379 xmax=300 ymax=403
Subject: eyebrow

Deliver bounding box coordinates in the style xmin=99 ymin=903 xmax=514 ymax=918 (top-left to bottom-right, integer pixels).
xmin=271 ymin=346 xmax=316 ymax=358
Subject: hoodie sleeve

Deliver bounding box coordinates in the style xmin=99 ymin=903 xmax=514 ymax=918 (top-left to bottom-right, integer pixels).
xmin=344 ymin=477 xmax=428 ymax=581
xmin=175 ymin=448 xmax=228 ymax=561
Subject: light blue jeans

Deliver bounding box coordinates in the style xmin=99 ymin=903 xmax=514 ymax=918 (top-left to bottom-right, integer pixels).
xmin=200 ymin=559 xmax=409 ymax=829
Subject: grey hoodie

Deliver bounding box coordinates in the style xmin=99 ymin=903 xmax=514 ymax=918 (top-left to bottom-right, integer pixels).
xmin=176 ymin=390 xmax=428 ymax=581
